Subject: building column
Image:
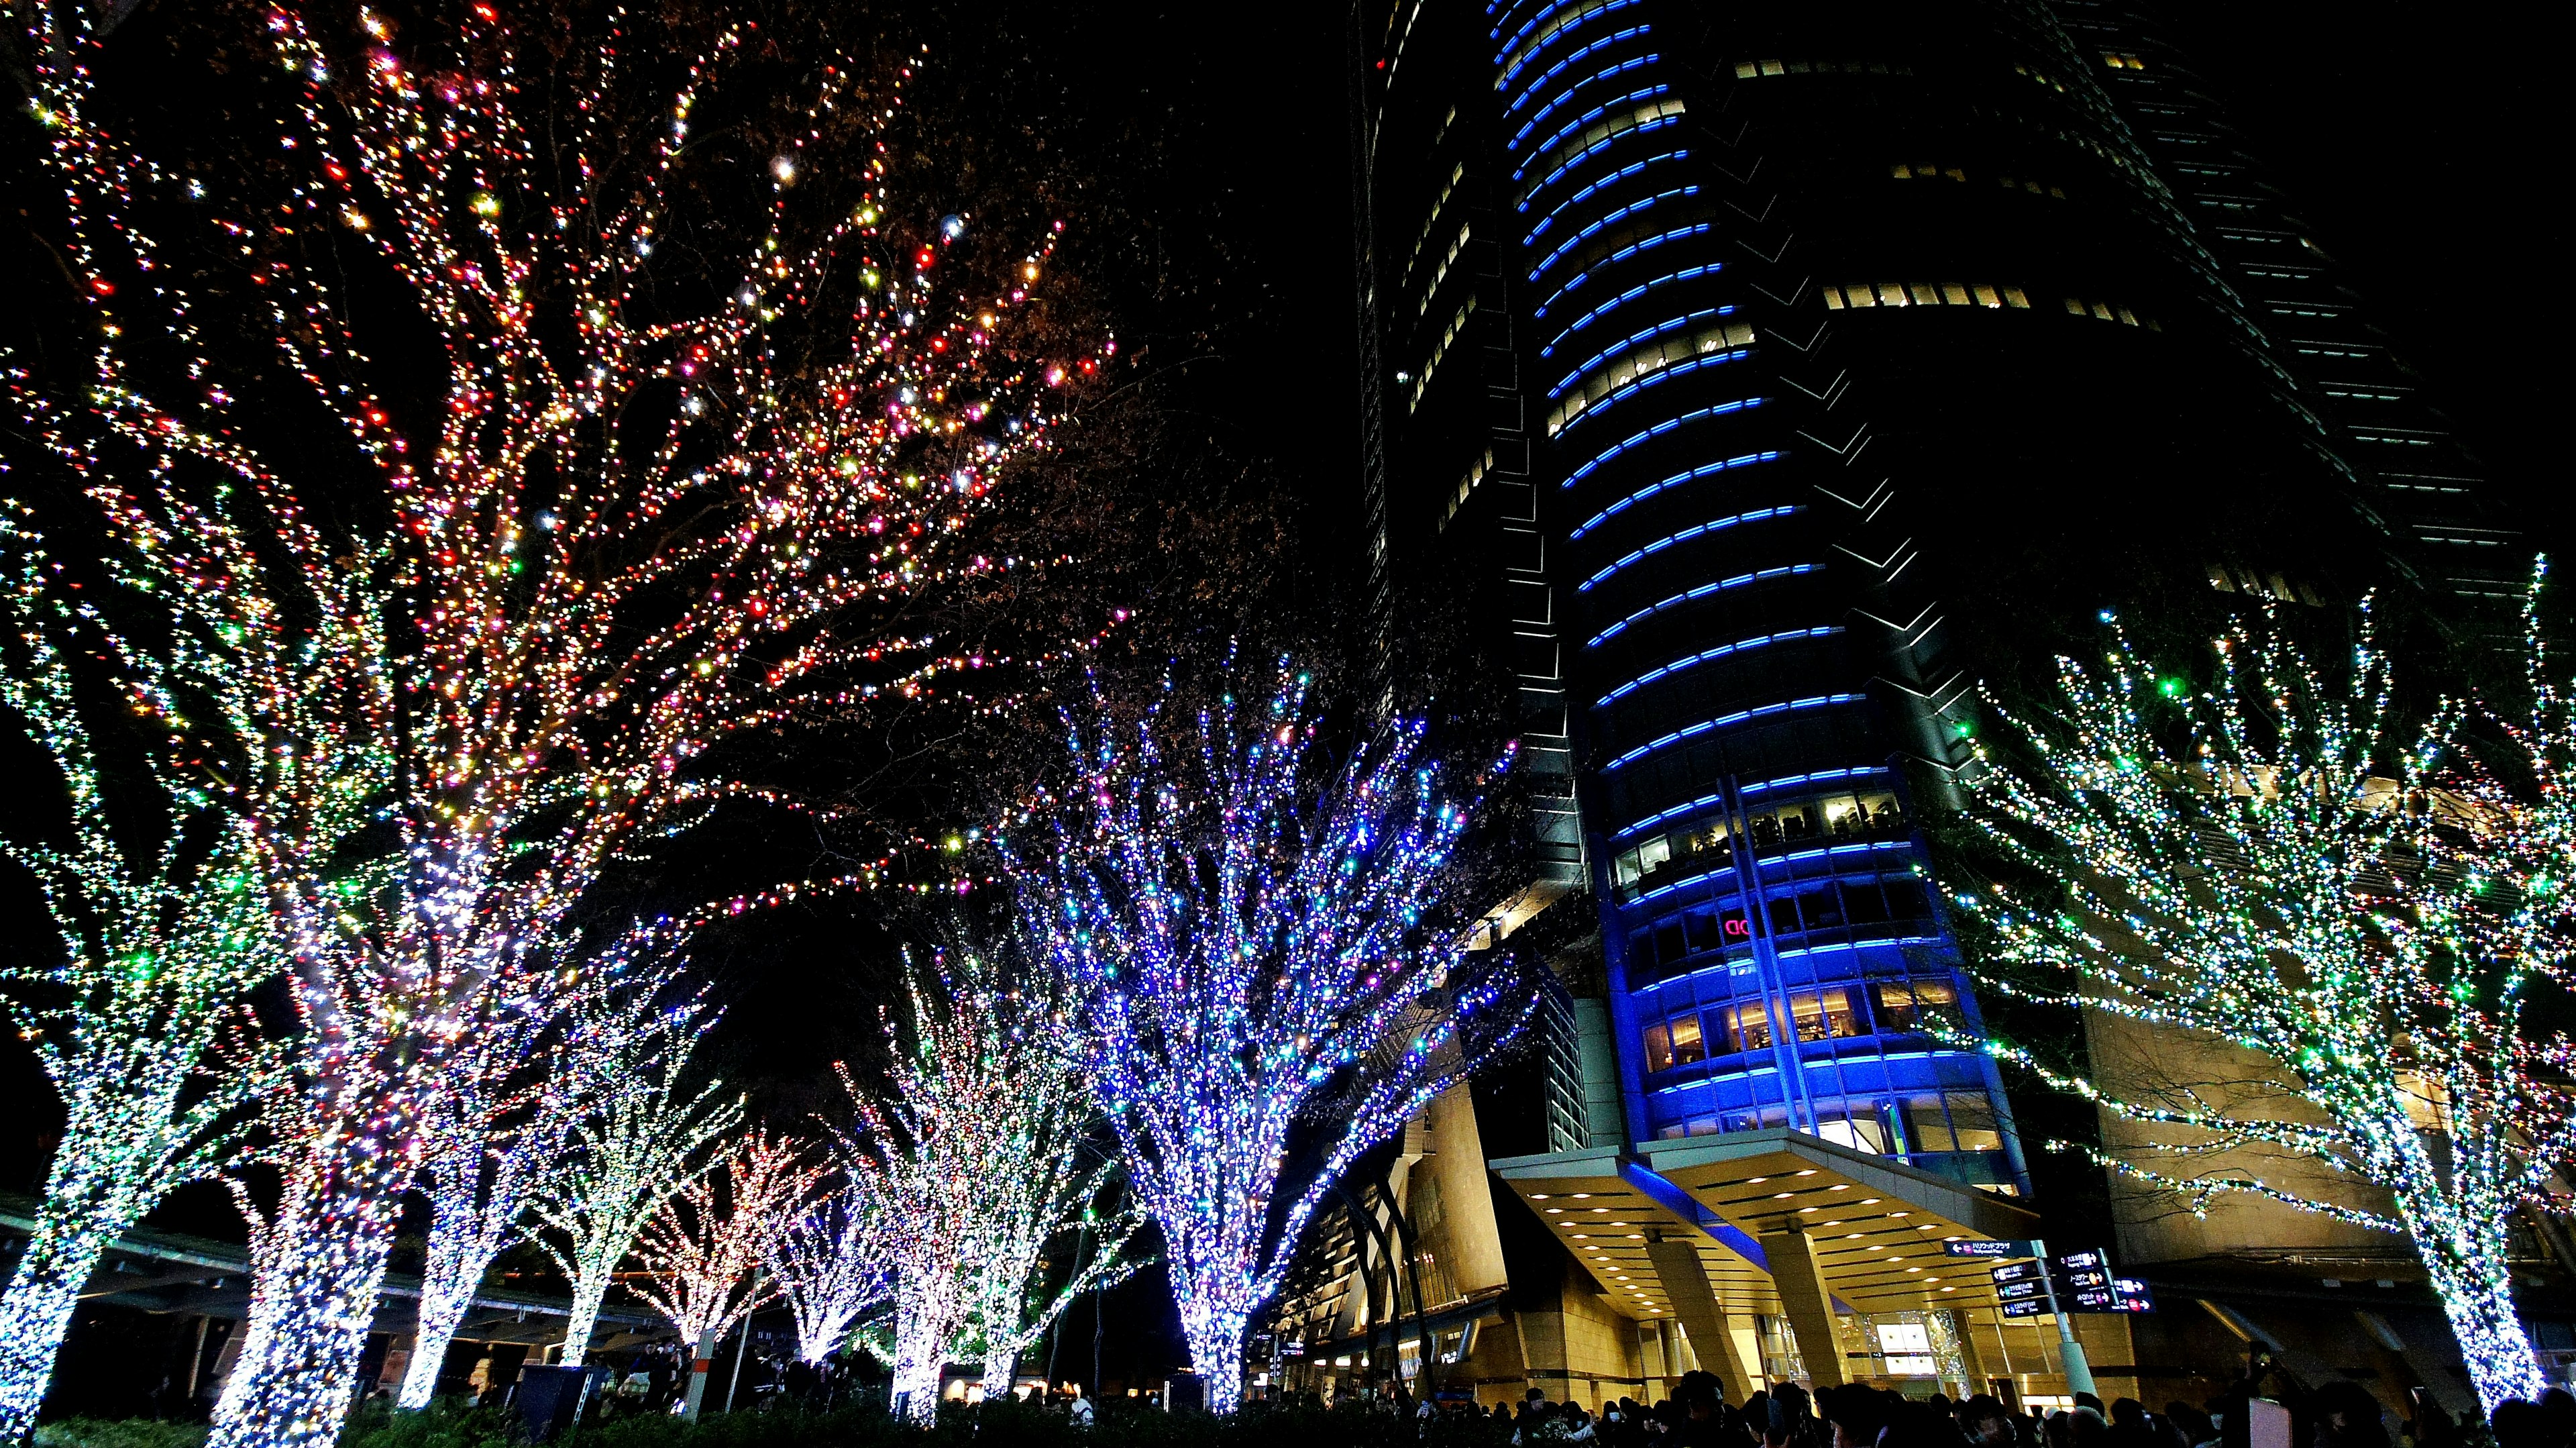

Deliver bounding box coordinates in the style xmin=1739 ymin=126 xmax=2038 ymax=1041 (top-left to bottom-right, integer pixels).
xmin=1755 ymin=1228 xmax=1847 ymax=1388
xmin=1645 ymin=1238 xmax=1756 ymax=1401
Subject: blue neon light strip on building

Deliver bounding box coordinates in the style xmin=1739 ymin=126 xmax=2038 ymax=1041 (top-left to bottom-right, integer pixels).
xmin=1570 ymin=450 xmax=1781 ymax=538
xmin=1554 ymin=346 xmax=1750 ymax=437
xmin=1550 ymin=305 xmax=1728 ymax=398
xmin=1515 ymin=85 xmax=1672 ymax=176
xmin=1509 ymin=50 xmax=1658 ymax=139
xmin=1522 ymin=114 xmax=1683 ymax=205
xmin=1595 ymin=624 xmax=1842 ymax=707
xmin=1542 ymin=261 xmax=1721 ymax=352
xmin=1578 ymin=506 xmax=1802 ymax=592
xmin=1534 ymin=217 xmax=1708 ymax=316
xmin=1623 ymin=839 xmax=1913 ymax=910
xmin=1587 ymin=562 xmax=1820 ymax=647
xmin=1496 ymin=0 xmax=1646 ymax=85
xmin=1525 ymin=151 xmax=1692 ymax=244
xmin=1565 ymin=398 xmax=1769 ymax=487
xmin=1611 ymin=766 xmax=1888 ymax=843
xmin=1601 ymin=694 xmax=1868 ymax=773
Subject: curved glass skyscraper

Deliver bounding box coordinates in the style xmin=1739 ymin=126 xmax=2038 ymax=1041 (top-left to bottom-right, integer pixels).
xmin=1335 ymin=0 xmax=2516 ymax=1400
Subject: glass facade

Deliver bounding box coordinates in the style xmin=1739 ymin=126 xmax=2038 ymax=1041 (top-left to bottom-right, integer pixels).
xmin=1352 ymin=0 xmax=2512 ymax=1191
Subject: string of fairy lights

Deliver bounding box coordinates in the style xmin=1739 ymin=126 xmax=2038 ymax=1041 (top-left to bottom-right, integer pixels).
xmin=10 ymin=0 xmax=1109 ymax=1436
xmin=1953 ymin=586 xmax=2576 ymax=1412
xmin=633 ymin=1132 xmax=822 ymax=1371
xmin=1007 ymin=658 xmax=1527 ymax=1414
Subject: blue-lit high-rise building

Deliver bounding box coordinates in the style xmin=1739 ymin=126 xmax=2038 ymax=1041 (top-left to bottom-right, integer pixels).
xmin=1279 ymin=0 xmax=2520 ymax=1406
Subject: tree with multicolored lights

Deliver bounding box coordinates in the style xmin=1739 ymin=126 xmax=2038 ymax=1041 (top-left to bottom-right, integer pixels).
xmin=635 ymin=1131 xmax=821 ymax=1415
xmin=1010 ymin=660 xmax=1527 ymax=1412
xmin=0 ymin=524 xmax=288 ymax=1442
xmin=763 ymin=1176 xmax=891 ymax=1366
xmin=1953 ymin=584 xmax=2576 ymax=1413
xmin=14 ymin=0 xmax=1091 ymax=1437
xmin=527 ymin=992 xmax=741 ymax=1365
xmin=396 ymin=961 xmax=683 ymax=1408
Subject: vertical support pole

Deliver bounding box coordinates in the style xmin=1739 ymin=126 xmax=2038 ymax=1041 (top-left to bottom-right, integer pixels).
xmin=682 ymin=1325 xmax=718 ymax=1420
xmin=2030 ymin=1239 xmax=2096 ymax=1398
xmin=1754 ymin=1228 xmax=1847 ymax=1388
xmin=1644 ymin=1239 xmax=1755 ymax=1401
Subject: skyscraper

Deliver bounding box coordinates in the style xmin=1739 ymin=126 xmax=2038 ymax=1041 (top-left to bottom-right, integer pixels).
xmin=1301 ymin=0 xmax=2520 ymax=1404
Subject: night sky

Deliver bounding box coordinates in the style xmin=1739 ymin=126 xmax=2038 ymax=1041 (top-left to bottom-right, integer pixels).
xmin=0 ymin=0 xmax=2555 ymax=1401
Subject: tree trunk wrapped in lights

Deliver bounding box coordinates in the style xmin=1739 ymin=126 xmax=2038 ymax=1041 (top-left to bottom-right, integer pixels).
xmin=15 ymin=0 xmax=1091 ymax=1437
xmin=0 ymin=528 xmax=286 ymax=1441
xmin=396 ymin=962 xmax=686 ymax=1408
xmin=1953 ymin=583 xmax=2576 ymax=1413
xmin=1008 ymin=659 xmax=1529 ymax=1413
xmin=527 ymin=994 xmax=741 ymax=1365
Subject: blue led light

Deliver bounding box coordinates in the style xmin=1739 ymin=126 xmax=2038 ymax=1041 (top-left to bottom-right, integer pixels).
xmin=1509 ymin=48 xmax=1657 ymax=137
xmin=1601 ymin=694 xmax=1866 ymax=772
xmin=1513 ymin=85 xmax=1671 ymax=176
xmin=1554 ymin=346 xmax=1748 ymax=437
xmin=1496 ymin=0 xmax=1646 ymax=86
xmin=1624 ymin=838 xmax=1912 ymax=909
xmin=1564 ymin=397 xmax=1768 ymax=487
xmin=1578 ymin=507 xmax=1801 ymax=592
xmin=1587 ymin=562 xmax=1819 ymax=648
xmin=1530 ymin=187 xmax=1701 ymax=274
xmin=1569 ymin=450 xmax=1779 ymax=537
xmin=1522 ymin=114 xmax=1682 ymax=205
xmin=1534 ymin=217 xmax=1708 ymax=315
xmin=1540 ymin=262 xmax=1720 ymax=351
xmin=1550 ymin=305 xmax=1724 ymax=398
xmin=1595 ymin=624 xmax=1841 ymax=706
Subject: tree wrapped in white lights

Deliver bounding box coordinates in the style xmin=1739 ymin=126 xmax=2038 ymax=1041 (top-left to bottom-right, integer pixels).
xmin=396 ymin=962 xmax=684 ymax=1408
xmin=528 ymin=994 xmax=741 ymax=1364
xmin=1009 ymin=660 xmax=1527 ymax=1412
xmin=16 ymin=0 xmax=1086 ymax=1436
xmin=0 ymin=526 xmax=287 ymax=1442
xmin=764 ymin=1177 xmax=891 ymax=1366
xmin=634 ymin=1131 xmax=822 ymax=1414
xmin=833 ymin=955 xmax=1138 ymax=1418
xmin=1953 ymin=588 xmax=2576 ymax=1412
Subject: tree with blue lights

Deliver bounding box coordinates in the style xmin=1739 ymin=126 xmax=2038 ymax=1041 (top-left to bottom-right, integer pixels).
xmin=1012 ymin=659 xmax=1527 ymax=1412
xmin=1955 ymin=580 xmax=2576 ymax=1414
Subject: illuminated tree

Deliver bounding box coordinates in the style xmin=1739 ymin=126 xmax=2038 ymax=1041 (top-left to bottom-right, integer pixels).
xmin=763 ymin=1176 xmax=890 ymax=1366
xmin=15 ymin=0 xmax=1088 ymax=1439
xmin=1954 ymin=587 xmax=2576 ymax=1413
xmin=1009 ymin=660 xmax=1526 ymax=1412
xmin=527 ymin=993 xmax=741 ymax=1364
xmin=0 ymin=527 xmax=287 ymax=1443
xmin=396 ymin=961 xmax=683 ymax=1408
xmin=634 ymin=1131 xmax=821 ymax=1355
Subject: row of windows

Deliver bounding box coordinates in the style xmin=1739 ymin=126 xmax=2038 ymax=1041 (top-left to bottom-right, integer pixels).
xmin=1501 ymin=20 xmax=1652 ymax=119
xmin=2206 ymin=565 xmax=2326 ymax=607
xmin=1536 ymin=219 xmax=1715 ymax=323
xmin=1544 ymin=318 xmax=1752 ymax=436
xmin=1624 ymin=872 xmax=1935 ymax=980
xmin=1889 ymin=163 xmax=2066 ymax=199
xmin=1575 ymin=499 xmax=1795 ymax=594
xmin=1598 ymin=702 xmax=1884 ymax=829
xmin=1586 ymin=558 xmax=1816 ymax=649
xmin=1404 ymin=163 xmax=1466 ymax=287
xmin=1730 ymin=58 xmax=1915 ymax=79
xmin=2061 ymin=295 xmax=2160 ymax=328
xmin=1656 ymin=1092 xmax=2004 ymax=1158
xmin=1497 ymin=0 xmax=1643 ymax=89
xmin=1519 ymin=83 xmax=1674 ymax=170
xmin=1825 ymin=280 xmax=2031 ymax=311
xmin=1540 ymin=257 xmax=1717 ymax=355
xmin=2099 ymin=50 xmax=2148 ymax=70
xmin=1569 ymin=448 xmax=1781 ymax=544
xmin=1563 ymin=395 xmax=1768 ymax=488
xmin=1409 ymin=297 xmax=1479 ymax=415
xmin=1611 ymin=789 xmax=1906 ymax=894
xmin=1510 ymin=52 xmax=1658 ymax=152
xmin=1521 ymin=99 xmax=1689 ymax=203
xmin=1642 ymin=979 xmax=1958 ymax=1070
xmin=1419 ymin=222 xmax=1473 ymax=316
xmin=1548 ymin=303 xmax=1730 ymax=400
xmin=1529 ymin=187 xmax=1703 ymax=282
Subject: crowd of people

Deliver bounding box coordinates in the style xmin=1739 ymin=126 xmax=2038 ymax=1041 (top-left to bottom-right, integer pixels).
xmin=1361 ymin=1369 xmax=2576 ymax=1448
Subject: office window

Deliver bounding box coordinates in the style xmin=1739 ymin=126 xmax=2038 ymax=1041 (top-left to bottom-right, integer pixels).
xmin=1643 ymin=1013 xmax=1707 ymax=1072
xmin=1868 ymin=979 xmax=1956 ymax=1033
xmin=1825 ymin=281 xmax=2029 ymax=311
xmin=2099 ymin=51 xmax=2147 ymax=69
xmin=1814 ymin=1104 xmax=1890 ymax=1154
xmin=1945 ymin=1092 xmax=2003 ymax=1151
xmin=1717 ymin=1000 xmax=1775 ymax=1054
xmin=1732 ymin=58 xmax=1913 ymax=79
xmin=1789 ymin=987 xmax=1866 ymax=1043
xmin=2060 ymin=295 xmax=2159 ymax=329
xmin=1902 ymin=1094 xmax=1955 ymax=1151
